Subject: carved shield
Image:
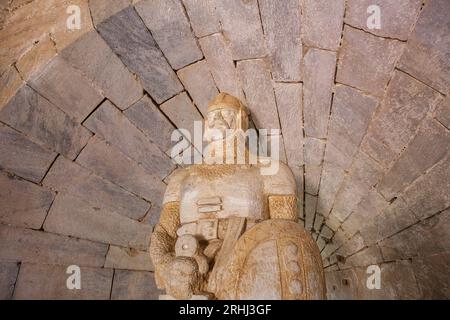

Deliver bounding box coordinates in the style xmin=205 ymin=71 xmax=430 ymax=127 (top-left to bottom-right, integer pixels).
xmin=214 ymin=220 xmax=326 ymax=300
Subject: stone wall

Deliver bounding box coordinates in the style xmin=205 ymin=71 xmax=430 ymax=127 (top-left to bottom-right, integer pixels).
xmin=0 ymin=0 xmax=449 ymax=299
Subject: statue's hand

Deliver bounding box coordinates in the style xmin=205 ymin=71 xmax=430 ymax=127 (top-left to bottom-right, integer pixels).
xmin=164 ymin=256 xmax=199 ymax=300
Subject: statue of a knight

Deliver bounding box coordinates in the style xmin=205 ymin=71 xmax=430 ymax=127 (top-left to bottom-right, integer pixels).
xmin=150 ymin=93 xmax=326 ymax=300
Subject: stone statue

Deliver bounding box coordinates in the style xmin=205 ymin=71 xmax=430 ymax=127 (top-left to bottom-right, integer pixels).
xmin=150 ymin=93 xmax=326 ymax=300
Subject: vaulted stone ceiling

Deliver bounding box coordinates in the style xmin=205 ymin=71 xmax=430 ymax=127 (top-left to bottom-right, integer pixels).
xmin=0 ymin=0 xmax=449 ymax=300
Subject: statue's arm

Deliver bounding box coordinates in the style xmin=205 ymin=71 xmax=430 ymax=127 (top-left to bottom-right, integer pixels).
xmin=264 ymin=162 xmax=298 ymax=221
xmin=149 ymin=169 xmax=185 ymax=289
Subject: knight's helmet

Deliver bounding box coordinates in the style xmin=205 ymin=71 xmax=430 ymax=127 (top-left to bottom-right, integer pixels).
xmin=206 ymin=93 xmax=250 ymax=131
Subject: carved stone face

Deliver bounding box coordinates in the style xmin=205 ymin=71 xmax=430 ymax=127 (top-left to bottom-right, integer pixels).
xmin=205 ymin=108 xmax=238 ymax=142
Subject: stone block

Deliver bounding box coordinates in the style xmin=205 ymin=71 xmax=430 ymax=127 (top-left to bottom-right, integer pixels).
xmin=124 ymin=96 xmax=176 ymax=154
xmin=199 ymin=33 xmax=243 ymax=100
xmin=301 ymin=0 xmax=345 ymax=51
xmin=304 ymin=138 xmax=325 ymax=166
xmin=111 ymin=270 xmax=162 ymax=300
xmin=177 ymin=60 xmax=219 ymax=116
xmin=349 ymin=151 xmax=384 ymax=188
xmin=345 ymin=246 xmax=383 ymax=268
xmin=435 ymin=96 xmax=450 ymax=129
xmin=135 ymin=0 xmax=202 ymax=70
xmin=97 ymin=6 xmax=183 ymax=104
xmin=0 ymin=66 xmax=23 ymax=111
xmin=0 ymin=172 xmax=54 ymax=229
xmin=76 ymin=137 xmax=167 ymax=204
xmin=16 ymin=35 xmax=57 ymax=81
xmin=401 ymin=154 xmax=450 ymax=220
xmin=60 ymin=30 xmax=143 ymax=110
xmin=160 ymin=92 xmax=203 ymax=143
xmin=412 ymin=252 xmax=450 ymax=299
xmin=0 ymin=225 xmax=108 ymax=267
xmin=84 ymin=100 xmax=175 ymax=179
xmin=0 ymin=86 xmax=92 ymax=160
xmin=44 ymin=194 xmax=153 ymax=250
xmin=331 ymin=178 xmax=370 ymax=223
xmin=304 ymin=193 xmax=317 ymax=231
xmin=316 ymin=163 xmax=345 ymax=217
xmin=237 ymin=59 xmax=280 ymax=130
xmin=362 ymin=71 xmax=442 ymax=168
xmin=29 ymin=56 xmax=104 ymax=122
xmin=259 ymin=0 xmax=302 ymax=81
xmin=13 ymin=263 xmax=113 ymax=300
xmin=338 ymin=233 xmax=365 ymax=257
xmin=336 ymin=25 xmax=404 ymax=97
xmin=0 ymin=124 xmax=57 ymax=183
xmin=214 ymin=0 xmax=266 ymax=60
xmin=313 ymin=214 xmax=324 ymax=232
xmin=305 ymin=165 xmax=322 ymax=196
xmin=274 ymin=83 xmax=304 ymax=166
xmin=0 ymin=262 xmax=19 ymax=300
xmin=105 ymin=245 xmax=154 ymax=271
xmin=89 ymin=0 xmax=132 ymax=26
xmin=303 ymin=48 xmax=336 ymax=138
xmin=378 ymin=118 xmax=450 ymax=199
xmin=345 ymin=0 xmax=422 ymax=40
xmin=43 ymin=157 xmax=150 ymax=220
xmin=182 ymin=0 xmax=220 ymax=38
xmin=398 ymin=0 xmax=450 ymax=93
xmin=328 ymin=85 xmax=378 ymax=164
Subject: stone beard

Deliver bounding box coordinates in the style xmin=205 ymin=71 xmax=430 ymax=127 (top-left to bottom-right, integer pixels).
xmin=150 ymin=93 xmax=326 ymax=300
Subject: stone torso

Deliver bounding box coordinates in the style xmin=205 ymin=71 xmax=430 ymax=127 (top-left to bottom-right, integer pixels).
xmin=179 ymin=164 xmax=267 ymax=224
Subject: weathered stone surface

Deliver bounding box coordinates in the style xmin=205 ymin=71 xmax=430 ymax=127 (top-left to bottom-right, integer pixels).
xmin=0 ymin=0 xmax=93 ymax=68
xmin=304 ymin=138 xmax=325 ymax=196
xmin=182 ymin=0 xmax=220 ymax=38
xmin=345 ymin=246 xmax=383 ymax=268
xmin=325 ymin=215 xmax=341 ymax=232
xmin=302 ymin=0 xmax=345 ymax=51
xmin=328 ymin=85 xmax=378 ymax=166
xmin=0 ymin=86 xmax=92 ymax=159
xmin=303 ymin=48 xmax=336 ymax=138
xmin=44 ymin=193 xmax=153 ymax=250
xmin=0 ymin=172 xmax=54 ymax=229
xmin=336 ymin=25 xmax=404 ymax=97
xmin=400 ymin=153 xmax=450 ymax=220
xmin=336 ymin=233 xmax=365 ymax=257
xmin=332 ymin=178 xmax=370 ymax=223
xmin=398 ymin=0 xmax=450 ymax=93
xmin=199 ymin=33 xmax=243 ymax=100
xmin=89 ymin=0 xmax=131 ymax=26
xmin=237 ymin=59 xmax=280 ymax=130
xmin=60 ymin=30 xmax=143 ymax=110
xmin=0 ymin=262 xmax=19 ymax=300
xmin=214 ymin=0 xmax=266 ymax=60
xmin=362 ymin=71 xmax=442 ymax=168
xmin=435 ymin=96 xmax=450 ymax=129
xmin=160 ymin=92 xmax=203 ymax=143
xmin=259 ymin=0 xmax=302 ymax=81
xmin=313 ymin=214 xmax=324 ymax=232
xmin=317 ymin=163 xmax=345 ymax=217
xmin=412 ymin=252 xmax=450 ymax=299
xmin=378 ymin=118 xmax=450 ymax=199
xmin=76 ymin=137 xmax=167 ymax=204
xmin=43 ymin=157 xmax=150 ymax=220
xmin=0 ymin=65 xmax=23 ymax=111
xmin=135 ymin=0 xmax=202 ymax=70
xmin=105 ymin=245 xmax=154 ymax=271
xmin=124 ymin=96 xmax=176 ymax=154
xmin=380 ymin=208 xmax=450 ymax=260
xmin=305 ymin=193 xmax=317 ymax=231
xmin=345 ymin=0 xmax=422 ymax=40
xmin=14 ymin=263 xmax=113 ymax=300
xmin=84 ymin=100 xmax=175 ymax=179
xmin=97 ymin=6 xmax=182 ymax=104
xmin=177 ymin=60 xmax=219 ymax=116
xmin=0 ymin=124 xmax=57 ymax=183
xmin=29 ymin=56 xmax=103 ymax=122
xmin=362 ymin=197 xmax=418 ymax=246
xmin=111 ymin=270 xmax=161 ymax=300
xmin=0 ymin=225 xmax=108 ymax=267
xmin=274 ymin=83 xmax=303 ymax=166
xmin=16 ymin=35 xmax=57 ymax=81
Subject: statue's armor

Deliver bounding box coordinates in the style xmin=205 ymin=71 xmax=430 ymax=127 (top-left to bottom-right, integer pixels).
xmin=179 ymin=165 xmax=267 ymax=224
